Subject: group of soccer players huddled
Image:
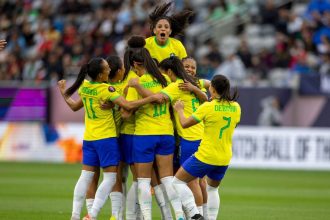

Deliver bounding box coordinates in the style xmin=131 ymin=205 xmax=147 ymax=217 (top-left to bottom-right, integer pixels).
xmin=58 ymin=2 xmax=241 ymax=220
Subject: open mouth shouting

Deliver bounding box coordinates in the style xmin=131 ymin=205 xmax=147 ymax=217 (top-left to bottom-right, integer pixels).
xmin=160 ymin=32 xmax=167 ymax=40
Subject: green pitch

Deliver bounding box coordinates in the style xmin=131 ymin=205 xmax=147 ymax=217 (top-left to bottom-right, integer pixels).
xmin=0 ymin=162 xmax=329 ymax=220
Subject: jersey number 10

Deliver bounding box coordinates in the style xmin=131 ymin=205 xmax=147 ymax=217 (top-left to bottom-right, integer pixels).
xmin=153 ymin=103 xmax=167 ymax=117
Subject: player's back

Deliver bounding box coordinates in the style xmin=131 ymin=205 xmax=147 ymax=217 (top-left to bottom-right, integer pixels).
xmin=193 ymin=99 xmax=241 ymax=166
xmin=78 ymin=80 xmax=120 ymax=140
xmin=127 ymin=73 xmax=173 ymax=135
xmin=161 ymin=78 xmax=204 ymax=141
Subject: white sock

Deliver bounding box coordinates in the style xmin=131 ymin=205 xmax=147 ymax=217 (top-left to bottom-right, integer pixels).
xmin=137 ymin=178 xmax=152 ymax=220
xmin=161 ymin=176 xmax=184 ymax=219
xmin=122 ymin=164 xmax=129 ymax=196
xmin=126 ymin=181 xmax=138 ymax=220
xmin=183 ymin=205 xmax=190 ymax=219
xmin=207 ymin=184 xmax=220 ymax=220
xmin=172 ymin=177 xmax=199 ymax=218
xmin=90 ymin=172 xmax=116 ymax=218
xmin=85 ymin=198 xmax=94 ymax=215
xmin=120 ymin=194 xmax=125 ymax=220
xmin=154 ymin=184 xmax=173 ymax=219
xmin=203 ymin=203 xmax=208 ymax=220
xmin=160 ymin=184 xmax=174 ymax=220
xmin=110 ymin=192 xmax=123 ymax=219
xmin=197 ymin=206 xmax=203 ymax=216
xmin=72 ymin=170 xmax=94 ymax=219
xmin=121 ymin=167 xmax=128 ymax=220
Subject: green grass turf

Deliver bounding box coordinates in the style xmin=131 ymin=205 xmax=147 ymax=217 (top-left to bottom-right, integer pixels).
xmin=0 ymin=162 xmax=329 ymax=220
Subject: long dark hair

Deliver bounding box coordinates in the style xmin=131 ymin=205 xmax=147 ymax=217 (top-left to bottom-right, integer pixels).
xmin=159 ymin=56 xmax=198 ymax=87
xmin=65 ymin=57 xmax=105 ymax=96
xmin=211 ymin=75 xmax=239 ymax=102
xmin=106 ymin=55 xmax=122 ymax=80
xmin=149 ymin=1 xmax=194 ymax=37
xmin=123 ymin=35 xmax=167 ymax=87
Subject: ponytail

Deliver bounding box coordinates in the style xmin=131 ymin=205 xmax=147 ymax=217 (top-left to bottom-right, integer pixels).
xmin=159 ymin=56 xmax=198 ymax=87
xmin=142 ymin=48 xmax=167 ymax=87
xmin=211 ymin=75 xmax=239 ymax=102
xmin=149 ymin=1 xmax=194 ymax=37
xmin=123 ymin=35 xmax=167 ymax=87
xmin=65 ymin=64 xmax=88 ymax=96
xmin=65 ymin=57 xmax=105 ymax=96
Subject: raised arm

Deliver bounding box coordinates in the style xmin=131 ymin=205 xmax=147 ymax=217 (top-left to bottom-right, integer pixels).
xmin=0 ymin=39 xmax=7 ymax=51
xmin=178 ymin=81 xmax=208 ymax=103
xmin=113 ymin=93 xmax=165 ymax=111
xmin=173 ymin=100 xmax=199 ymax=128
xmin=57 ymin=80 xmax=83 ymax=111
xmin=203 ymin=79 xmax=211 ymax=90
xmin=128 ymin=77 xmax=154 ymax=97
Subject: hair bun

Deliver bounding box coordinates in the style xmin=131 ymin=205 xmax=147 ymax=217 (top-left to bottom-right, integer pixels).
xmin=127 ymin=35 xmax=146 ymax=48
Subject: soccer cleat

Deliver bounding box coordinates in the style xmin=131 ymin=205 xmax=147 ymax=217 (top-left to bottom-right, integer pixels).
xmin=175 ymin=211 xmax=185 ymax=220
xmin=109 ymin=216 xmax=117 ymax=220
xmin=191 ymin=214 xmax=204 ymax=220
xmin=82 ymin=214 xmax=91 ymax=220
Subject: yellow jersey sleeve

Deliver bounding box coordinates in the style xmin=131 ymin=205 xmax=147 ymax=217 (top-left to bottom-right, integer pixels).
xmin=126 ymin=87 xmax=139 ymax=101
xmin=160 ymin=82 xmax=179 ymax=102
xmin=119 ymin=73 xmax=139 ymax=135
xmin=161 ymin=79 xmax=204 ymax=140
xmin=109 ymin=82 xmax=125 ymax=137
xmin=199 ymin=79 xmax=207 ymax=93
xmin=193 ymin=100 xmax=241 ymax=166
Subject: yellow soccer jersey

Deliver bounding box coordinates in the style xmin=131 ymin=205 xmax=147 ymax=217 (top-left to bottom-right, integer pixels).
xmin=78 ymin=80 xmax=121 ymax=140
xmin=120 ymin=70 xmax=139 ymax=135
xmin=126 ymin=73 xmax=173 ymax=135
xmin=199 ymin=79 xmax=207 ymax=93
xmin=145 ymin=36 xmax=187 ymax=63
xmin=161 ymin=79 xmax=203 ymax=141
xmin=192 ymin=99 xmax=241 ymax=166
xmin=109 ymin=81 xmax=125 ymax=136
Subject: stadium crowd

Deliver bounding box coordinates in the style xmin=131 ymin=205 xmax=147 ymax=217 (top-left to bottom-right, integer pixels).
xmin=0 ymin=0 xmax=329 ymax=87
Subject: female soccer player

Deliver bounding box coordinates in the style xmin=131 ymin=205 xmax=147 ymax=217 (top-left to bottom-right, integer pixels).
xmin=63 ymin=57 xmax=162 ymax=220
xmin=129 ymin=56 xmax=208 ymax=216
xmin=58 ymin=55 xmax=128 ymax=220
xmin=124 ymin=36 xmax=184 ymax=220
xmin=145 ymin=1 xmax=193 ymax=62
xmin=182 ymin=56 xmax=210 ymax=217
xmin=172 ymin=75 xmax=241 ymax=220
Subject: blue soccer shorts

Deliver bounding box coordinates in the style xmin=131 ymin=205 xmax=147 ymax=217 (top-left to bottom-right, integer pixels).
xmin=133 ymin=135 xmax=175 ymax=163
xmin=179 ymin=138 xmax=201 ymax=165
xmin=182 ymin=155 xmax=228 ymax=181
xmin=82 ymin=137 xmax=120 ymax=168
xmin=118 ymin=134 xmax=134 ymax=164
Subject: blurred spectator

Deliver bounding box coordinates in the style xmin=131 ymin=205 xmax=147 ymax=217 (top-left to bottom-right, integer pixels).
xmin=320 ymin=52 xmax=330 ymax=75
xmin=260 ymin=0 xmax=278 ymax=25
xmin=258 ymin=96 xmax=282 ymax=126
xmin=0 ymin=0 xmax=329 ymax=90
xmin=214 ymin=53 xmax=246 ymax=85
xmin=237 ymin=40 xmax=252 ymax=68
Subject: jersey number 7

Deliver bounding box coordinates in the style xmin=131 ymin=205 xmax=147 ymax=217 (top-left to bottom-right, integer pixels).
xmin=219 ymin=116 xmax=231 ymax=139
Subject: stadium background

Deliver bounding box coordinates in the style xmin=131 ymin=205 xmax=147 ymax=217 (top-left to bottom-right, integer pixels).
xmin=0 ymin=0 xmax=330 ymax=219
